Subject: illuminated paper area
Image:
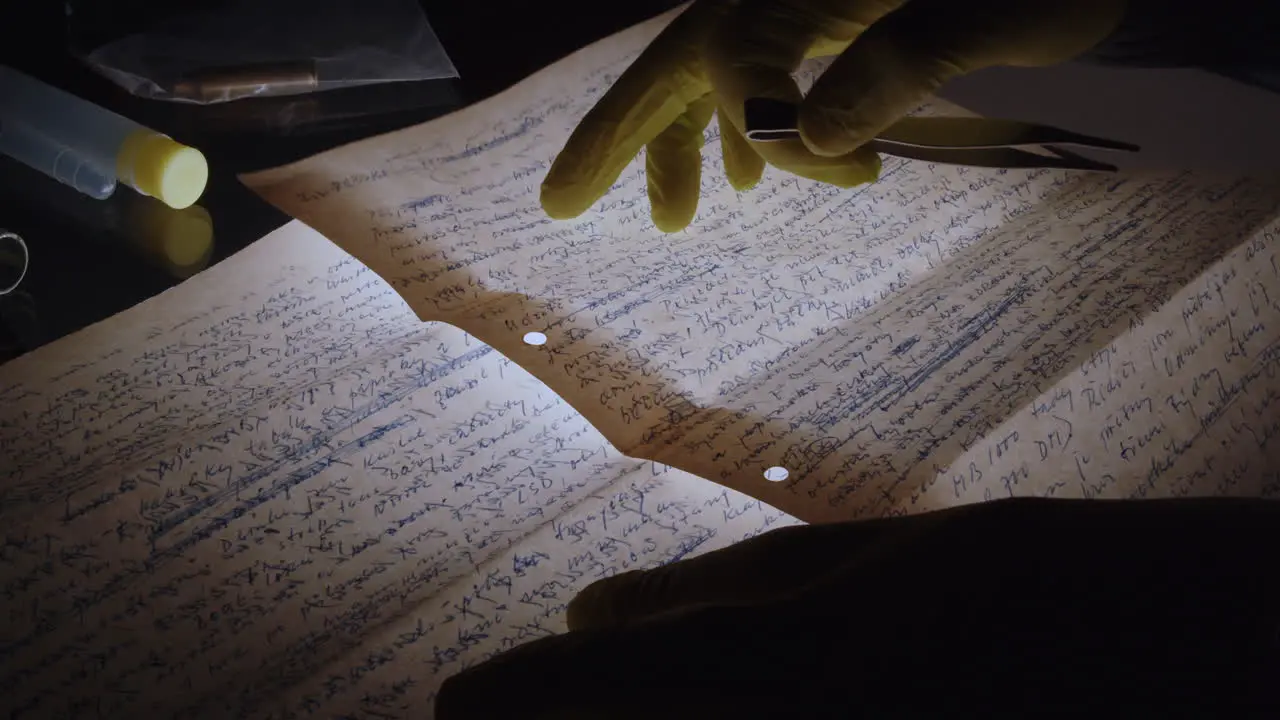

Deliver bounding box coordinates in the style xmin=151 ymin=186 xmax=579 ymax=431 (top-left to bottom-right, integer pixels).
xmin=3 ymin=7 xmax=1279 ymax=719
xmin=244 ymin=10 xmax=1280 ymax=523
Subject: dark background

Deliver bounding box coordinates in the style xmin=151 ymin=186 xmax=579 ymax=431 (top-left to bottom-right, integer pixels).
xmin=0 ymin=0 xmax=682 ymax=360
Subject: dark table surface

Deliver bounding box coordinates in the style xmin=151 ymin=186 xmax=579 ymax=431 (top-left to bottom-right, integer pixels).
xmin=0 ymin=1 xmax=681 ymax=362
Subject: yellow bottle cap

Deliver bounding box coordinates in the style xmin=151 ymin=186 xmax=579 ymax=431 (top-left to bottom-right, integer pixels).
xmin=117 ymin=131 xmax=209 ymax=210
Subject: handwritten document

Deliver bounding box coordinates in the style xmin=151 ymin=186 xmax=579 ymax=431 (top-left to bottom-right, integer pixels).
xmin=243 ymin=8 xmax=1280 ymax=524
xmin=0 ymin=221 xmax=797 ymax=718
xmin=6 ymin=7 xmax=1280 ymax=719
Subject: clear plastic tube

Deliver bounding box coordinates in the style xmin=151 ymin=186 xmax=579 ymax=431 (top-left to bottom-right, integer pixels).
xmin=0 ymin=65 xmax=208 ymax=209
xmin=0 ymin=115 xmax=117 ymax=199
xmin=1 ymin=66 xmax=141 ymax=182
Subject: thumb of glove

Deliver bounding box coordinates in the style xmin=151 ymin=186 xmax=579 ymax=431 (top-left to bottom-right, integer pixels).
xmin=797 ymin=0 xmax=1127 ymax=157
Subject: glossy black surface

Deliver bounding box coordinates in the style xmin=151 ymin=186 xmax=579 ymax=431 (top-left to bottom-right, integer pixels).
xmin=0 ymin=1 xmax=679 ymax=361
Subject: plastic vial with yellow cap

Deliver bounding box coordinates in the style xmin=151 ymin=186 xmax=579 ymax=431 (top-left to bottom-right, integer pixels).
xmin=0 ymin=65 xmax=208 ymax=209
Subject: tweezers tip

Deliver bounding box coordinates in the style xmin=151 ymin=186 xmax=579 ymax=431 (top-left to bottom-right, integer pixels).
xmin=743 ymin=97 xmax=800 ymax=143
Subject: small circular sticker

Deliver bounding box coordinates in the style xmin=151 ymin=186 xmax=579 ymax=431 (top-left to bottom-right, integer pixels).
xmin=763 ymin=466 xmax=789 ymax=482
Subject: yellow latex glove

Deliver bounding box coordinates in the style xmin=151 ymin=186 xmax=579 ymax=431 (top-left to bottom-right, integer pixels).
xmin=541 ymin=0 xmax=1128 ymax=232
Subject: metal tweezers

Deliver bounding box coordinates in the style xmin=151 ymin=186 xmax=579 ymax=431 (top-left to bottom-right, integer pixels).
xmin=743 ymin=97 xmax=1139 ymax=172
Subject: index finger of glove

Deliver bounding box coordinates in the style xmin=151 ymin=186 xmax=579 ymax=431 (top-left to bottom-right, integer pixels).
xmin=541 ymin=7 xmax=715 ymax=221
xmin=703 ymin=0 xmax=904 ymax=187
xmin=434 ymin=602 xmax=813 ymax=720
xmin=704 ymin=0 xmax=906 ymax=124
xmin=567 ymin=519 xmax=899 ymax=631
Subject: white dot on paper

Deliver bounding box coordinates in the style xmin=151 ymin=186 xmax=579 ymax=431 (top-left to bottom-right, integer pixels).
xmin=763 ymin=466 xmax=789 ymax=482
xmin=523 ymin=331 xmax=547 ymax=346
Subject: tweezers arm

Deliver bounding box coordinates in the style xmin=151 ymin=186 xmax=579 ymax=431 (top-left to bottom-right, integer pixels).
xmin=863 ymin=141 xmax=1122 ymax=172
xmin=874 ymin=117 xmax=1140 ymax=152
xmin=742 ymin=97 xmax=1140 ymax=171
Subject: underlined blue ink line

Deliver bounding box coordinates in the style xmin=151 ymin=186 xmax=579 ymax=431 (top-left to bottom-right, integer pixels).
xmin=148 ymin=345 xmax=493 ymax=542
xmin=656 ymin=526 xmax=715 ymax=566
xmin=0 ymin=345 xmax=494 ymax=669
xmin=809 ymin=281 xmax=1031 ymax=428
xmin=440 ymin=119 xmax=539 ymax=164
xmin=550 ymin=263 xmax=724 ymax=332
xmin=0 ymin=418 xmax=409 ymax=670
xmin=158 ymin=415 xmax=414 ymax=561
xmin=818 ymin=163 xmax=908 ymax=225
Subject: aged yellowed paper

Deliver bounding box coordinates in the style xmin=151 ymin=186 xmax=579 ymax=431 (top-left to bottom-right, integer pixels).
xmin=244 ymin=10 xmax=1280 ymax=524
xmin=0 ymin=221 xmax=795 ymax=717
xmin=4 ymin=7 xmax=1280 ymax=719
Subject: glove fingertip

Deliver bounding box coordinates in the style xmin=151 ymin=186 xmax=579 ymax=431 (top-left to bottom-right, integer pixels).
xmin=724 ymin=149 xmax=765 ymax=191
xmin=646 ymin=164 xmax=700 ymax=234
xmin=729 ymin=174 xmax=761 ymax=193
xmin=718 ymin=119 xmax=765 ymax=192
xmin=849 ymin=149 xmax=882 ymax=185
xmin=433 ymin=675 xmax=472 ymax=720
xmin=797 ymin=105 xmax=871 ymax=159
xmin=797 ymin=150 xmax=881 ymax=189
xmin=651 ymin=204 xmax=695 ymax=233
xmin=566 ymin=575 xmax=621 ymax=631
xmin=539 ymin=181 xmax=592 ymax=221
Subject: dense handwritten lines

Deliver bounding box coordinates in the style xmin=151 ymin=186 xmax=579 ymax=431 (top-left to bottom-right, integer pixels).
xmin=247 ymin=31 xmax=1280 ymax=526
xmin=942 ymin=247 xmax=1280 ymax=510
xmin=256 ymin=466 xmax=796 ymax=720
xmin=0 ymin=242 xmax=445 ymax=714
xmin=245 ymin=11 xmax=1280 ymax=714
xmin=0 ymin=218 xmax=801 ymax=719
xmin=2 ymin=9 xmax=1278 ymax=719
xmin=0 ymin=259 xmax=421 ymax=506
xmin=682 ymin=173 xmax=1280 ymax=518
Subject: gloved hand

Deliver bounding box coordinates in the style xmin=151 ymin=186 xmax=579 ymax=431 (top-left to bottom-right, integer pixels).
xmin=436 ymin=497 xmax=1279 ymax=718
xmin=540 ymin=0 xmax=1128 ymax=232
